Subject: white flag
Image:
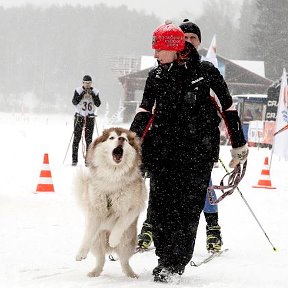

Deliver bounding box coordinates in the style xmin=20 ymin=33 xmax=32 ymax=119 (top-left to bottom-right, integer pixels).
xmin=202 ymin=34 xmax=218 ymax=68
xmin=201 ymin=35 xmax=223 ymax=109
xmin=272 ymin=68 xmax=288 ymax=160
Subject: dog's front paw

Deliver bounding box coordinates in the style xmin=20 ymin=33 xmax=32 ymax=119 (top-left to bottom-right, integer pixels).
xmin=109 ymin=232 xmax=121 ymax=248
xmin=87 ymin=270 xmax=101 ymax=277
xmin=127 ymin=272 xmax=139 ymax=279
xmin=75 ymin=248 xmax=89 ymax=261
xmin=75 ymin=253 xmax=86 ymax=261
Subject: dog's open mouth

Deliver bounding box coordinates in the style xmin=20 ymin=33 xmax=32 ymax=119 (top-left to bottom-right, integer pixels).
xmin=112 ymin=145 xmax=123 ymax=163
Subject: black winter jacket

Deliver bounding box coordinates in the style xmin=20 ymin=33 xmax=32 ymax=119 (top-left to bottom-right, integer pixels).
xmin=72 ymin=87 xmax=101 ymax=107
xmin=131 ymin=42 xmax=245 ymax=171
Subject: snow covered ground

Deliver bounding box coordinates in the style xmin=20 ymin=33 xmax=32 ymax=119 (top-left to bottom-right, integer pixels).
xmin=0 ymin=112 xmax=287 ymax=288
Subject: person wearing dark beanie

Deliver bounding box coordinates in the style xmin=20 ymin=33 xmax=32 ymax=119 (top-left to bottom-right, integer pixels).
xmin=179 ymin=19 xmax=223 ymax=254
xmin=179 ymin=18 xmax=201 ymax=44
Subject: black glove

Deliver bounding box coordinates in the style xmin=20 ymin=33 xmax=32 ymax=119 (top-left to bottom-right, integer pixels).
xmin=83 ymin=88 xmax=92 ymax=95
xmin=130 ymin=111 xmax=152 ymax=138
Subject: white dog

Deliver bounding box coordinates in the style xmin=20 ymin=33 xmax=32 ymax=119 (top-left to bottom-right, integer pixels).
xmin=74 ymin=127 xmax=147 ymax=278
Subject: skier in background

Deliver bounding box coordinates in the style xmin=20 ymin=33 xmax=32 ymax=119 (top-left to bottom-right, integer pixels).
xmin=71 ymin=75 xmax=101 ymax=166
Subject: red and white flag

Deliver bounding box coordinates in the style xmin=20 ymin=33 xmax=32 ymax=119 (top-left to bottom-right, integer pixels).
xmin=272 ymin=68 xmax=288 ymax=160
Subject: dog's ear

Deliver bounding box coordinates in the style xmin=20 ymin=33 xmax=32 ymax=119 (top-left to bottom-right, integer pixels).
xmin=92 ymin=130 xmax=110 ymax=147
xmin=129 ymin=130 xmax=137 ymax=139
xmin=86 ymin=131 xmax=109 ymax=165
xmin=127 ymin=130 xmax=141 ymax=155
xmin=99 ymin=129 xmax=111 ymax=142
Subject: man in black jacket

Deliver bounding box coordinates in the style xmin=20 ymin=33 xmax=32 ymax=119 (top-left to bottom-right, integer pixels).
xmin=130 ymin=20 xmax=248 ymax=283
xmin=71 ymin=75 xmax=101 ymax=166
xmin=179 ymin=18 xmax=223 ymax=253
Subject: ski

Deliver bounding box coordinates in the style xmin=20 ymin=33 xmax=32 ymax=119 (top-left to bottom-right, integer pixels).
xmin=190 ymin=248 xmax=229 ymax=267
xmin=108 ymin=246 xmax=155 ymax=261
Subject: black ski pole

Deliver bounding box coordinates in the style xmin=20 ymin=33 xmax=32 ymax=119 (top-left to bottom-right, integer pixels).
xmin=218 ymin=158 xmax=277 ymax=251
xmin=63 ymin=131 xmax=74 ymax=164
xmin=63 ymin=116 xmax=78 ymax=164
xmin=94 ymin=115 xmax=99 ymax=136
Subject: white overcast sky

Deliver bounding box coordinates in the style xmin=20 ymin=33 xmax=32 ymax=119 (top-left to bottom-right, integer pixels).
xmin=0 ymin=0 xmax=242 ymax=21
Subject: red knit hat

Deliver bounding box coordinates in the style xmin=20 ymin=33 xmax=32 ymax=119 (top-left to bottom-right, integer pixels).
xmin=152 ymin=20 xmax=185 ymax=51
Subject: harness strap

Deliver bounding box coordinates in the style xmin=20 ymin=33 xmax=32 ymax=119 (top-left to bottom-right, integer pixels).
xmin=208 ymin=160 xmax=247 ymax=204
xmin=81 ymin=116 xmax=87 ymax=159
xmin=141 ymin=113 xmax=155 ymax=140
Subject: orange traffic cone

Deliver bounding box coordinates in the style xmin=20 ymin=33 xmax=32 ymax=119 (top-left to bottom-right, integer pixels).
xmin=35 ymin=153 xmax=55 ymax=193
xmin=252 ymin=157 xmax=276 ymax=189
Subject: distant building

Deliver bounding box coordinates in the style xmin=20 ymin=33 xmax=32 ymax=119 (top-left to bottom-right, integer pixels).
xmin=118 ymin=49 xmax=273 ymax=122
xmin=109 ymin=56 xmax=141 ymax=77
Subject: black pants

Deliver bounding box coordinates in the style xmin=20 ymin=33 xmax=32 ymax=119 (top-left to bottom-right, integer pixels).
xmin=72 ymin=115 xmax=95 ymax=163
xmin=148 ymin=160 xmax=213 ymax=273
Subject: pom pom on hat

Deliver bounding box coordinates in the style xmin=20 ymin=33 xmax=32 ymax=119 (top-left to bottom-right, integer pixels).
xmin=179 ymin=19 xmax=201 ymax=43
xmin=152 ymin=20 xmax=185 ymax=51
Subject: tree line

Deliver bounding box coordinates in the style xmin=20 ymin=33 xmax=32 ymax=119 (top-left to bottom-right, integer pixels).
xmin=0 ymin=0 xmax=287 ymax=114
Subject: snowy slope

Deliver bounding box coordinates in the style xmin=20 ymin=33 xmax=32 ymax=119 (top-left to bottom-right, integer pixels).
xmin=0 ymin=112 xmax=287 ymax=288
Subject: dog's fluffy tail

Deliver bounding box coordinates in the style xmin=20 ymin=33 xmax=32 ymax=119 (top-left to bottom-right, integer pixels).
xmin=74 ymin=167 xmax=90 ymax=210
